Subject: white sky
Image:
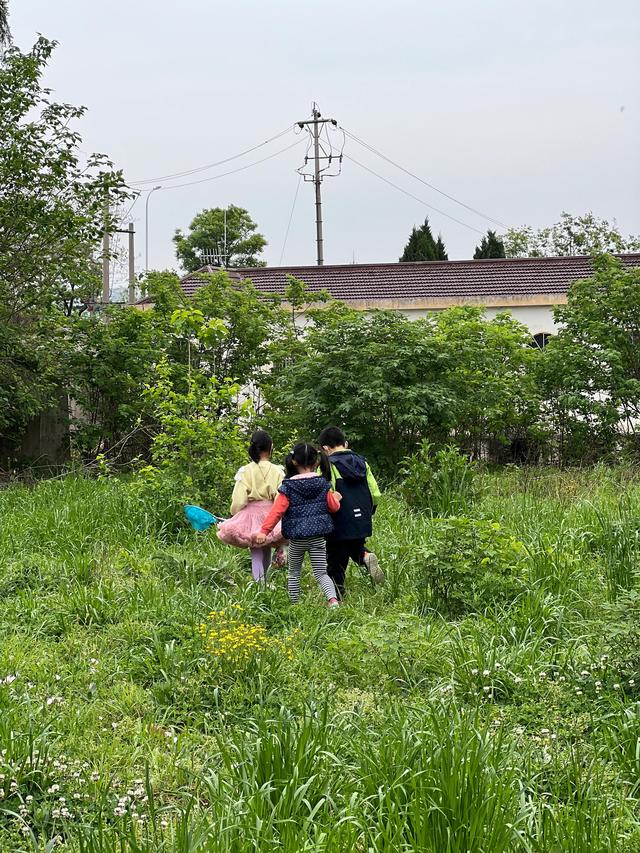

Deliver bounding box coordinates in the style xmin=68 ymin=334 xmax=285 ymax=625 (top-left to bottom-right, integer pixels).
xmin=11 ymin=0 xmax=640 ymax=278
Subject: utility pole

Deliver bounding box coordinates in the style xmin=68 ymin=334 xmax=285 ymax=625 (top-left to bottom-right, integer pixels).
xmin=101 ymin=227 xmax=110 ymax=304
xmin=297 ymin=104 xmax=339 ymax=266
xmin=312 ymin=107 xmax=323 ymax=266
xmin=128 ymin=222 xmax=136 ymax=304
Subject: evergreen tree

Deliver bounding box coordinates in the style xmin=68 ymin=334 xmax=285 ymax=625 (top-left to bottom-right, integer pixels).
xmin=400 ymin=218 xmax=447 ymax=262
xmin=435 ymin=235 xmax=448 ymax=261
xmin=473 ymin=230 xmax=506 ymax=259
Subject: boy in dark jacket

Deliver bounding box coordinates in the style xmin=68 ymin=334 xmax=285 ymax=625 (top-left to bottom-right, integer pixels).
xmin=318 ymin=426 xmax=384 ymax=598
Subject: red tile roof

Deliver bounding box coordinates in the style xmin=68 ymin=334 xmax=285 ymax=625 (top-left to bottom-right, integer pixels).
xmin=180 ymin=254 xmax=640 ymax=303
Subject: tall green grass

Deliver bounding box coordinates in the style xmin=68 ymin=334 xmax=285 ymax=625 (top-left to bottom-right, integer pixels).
xmin=1 ymin=470 xmax=640 ymax=850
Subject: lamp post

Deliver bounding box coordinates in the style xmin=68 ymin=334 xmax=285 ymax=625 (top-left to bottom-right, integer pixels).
xmin=144 ymin=185 xmax=162 ymax=272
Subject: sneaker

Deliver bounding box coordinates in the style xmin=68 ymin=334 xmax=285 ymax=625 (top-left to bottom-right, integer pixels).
xmin=328 ymin=597 xmax=340 ymax=609
xmin=363 ymin=551 xmax=384 ymax=585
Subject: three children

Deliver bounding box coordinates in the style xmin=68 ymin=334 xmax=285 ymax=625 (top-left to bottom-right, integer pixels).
xmin=219 ymin=428 xmax=381 ymax=605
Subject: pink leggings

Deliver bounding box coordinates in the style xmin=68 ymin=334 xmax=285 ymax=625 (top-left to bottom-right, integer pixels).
xmin=250 ymin=546 xmax=272 ymax=583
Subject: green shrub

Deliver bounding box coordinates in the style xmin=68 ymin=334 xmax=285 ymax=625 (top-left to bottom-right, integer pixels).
xmin=411 ymin=516 xmax=525 ymax=615
xmin=400 ymin=441 xmax=478 ymax=516
xmin=130 ymin=361 xmax=246 ymax=530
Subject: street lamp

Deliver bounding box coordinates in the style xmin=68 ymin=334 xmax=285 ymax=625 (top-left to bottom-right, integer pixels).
xmin=144 ymin=185 xmax=162 ymax=272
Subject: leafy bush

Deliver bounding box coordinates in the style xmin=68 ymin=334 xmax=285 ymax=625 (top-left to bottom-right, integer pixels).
xmin=411 ymin=517 xmax=525 ymax=615
xmin=130 ymin=361 xmax=246 ymax=529
xmin=400 ymin=441 xmax=478 ymax=516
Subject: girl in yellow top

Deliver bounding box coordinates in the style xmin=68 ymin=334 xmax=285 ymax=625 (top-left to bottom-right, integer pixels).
xmin=217 ymin=430 xmax=285 ymax=583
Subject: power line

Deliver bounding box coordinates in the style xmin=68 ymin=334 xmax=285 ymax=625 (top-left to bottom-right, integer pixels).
xmin=130 ymin=126 xmax=295 ymax=185
xmin=160 ymin=140 xmax=305 ymax=190
xmin=118 ymin=192 xmax=141 ymax=225
xmin=279 ymin=174 xmax=302 ymax=265
xmin=341 ymin=127 xmax=508 ymax=230
xmin=345 ymin=154 xmax=485 ymax=234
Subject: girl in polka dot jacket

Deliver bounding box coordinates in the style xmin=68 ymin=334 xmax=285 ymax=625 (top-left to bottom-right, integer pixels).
xmin=255 ymin=442 xmax=341 ymax=607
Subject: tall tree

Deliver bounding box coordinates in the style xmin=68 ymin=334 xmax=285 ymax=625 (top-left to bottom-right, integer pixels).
xmin=502 ymin=212 xmax=640 ymax=258
xmin=400 ymin=218 xmax=448 ymax=262
xmin=0 ymin=1 xmax=10 ymax=49
xmin=173 ymin=205 xmax=267 ymax=272
xmin=474 ymin=230 xmax=506 ymax=259
xmin=0 ymin=37 xmax=128 ymax=439
xmin=541 ymin=256 xmax=640 ymax=460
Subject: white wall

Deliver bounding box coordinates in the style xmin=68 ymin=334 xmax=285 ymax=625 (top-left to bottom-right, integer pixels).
xmin=397 ymin=304 xmax=558 ymax=335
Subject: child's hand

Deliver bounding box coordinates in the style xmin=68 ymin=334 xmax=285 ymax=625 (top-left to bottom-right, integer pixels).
xmin=254 ymin=531 xmax=267 ymax=545
xmin=332 ymin=490 xmax=342 ymax=502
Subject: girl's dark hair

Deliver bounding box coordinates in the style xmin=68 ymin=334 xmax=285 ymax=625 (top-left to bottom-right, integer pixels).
xmin=248 ymin=430 xmax=273 ymax=463
xmin=284 ymin=442 xmax=332 ymax=481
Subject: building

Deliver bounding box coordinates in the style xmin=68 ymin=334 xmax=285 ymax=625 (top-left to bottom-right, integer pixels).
xmin=142 ymin=254 xmax=640 ymax=343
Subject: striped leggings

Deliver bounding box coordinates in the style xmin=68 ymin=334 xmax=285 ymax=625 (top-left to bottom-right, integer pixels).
xmin=287 ymin=537 xmax=337 ymax=603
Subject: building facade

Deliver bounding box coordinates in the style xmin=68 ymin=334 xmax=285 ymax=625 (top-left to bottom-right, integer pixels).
xmin=145 ymin=254 xmax=640 ymax=340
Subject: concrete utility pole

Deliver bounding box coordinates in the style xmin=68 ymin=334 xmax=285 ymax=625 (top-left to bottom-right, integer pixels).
xmin=128 ymin=222 xmax=136 ymax=304
xmin=312 ymin=107 xmax=324 ymax=266
xmin=297 ymin=104 xmax=339 ymax=266
xmin=101 ymin=229 xmax=110 ymax=303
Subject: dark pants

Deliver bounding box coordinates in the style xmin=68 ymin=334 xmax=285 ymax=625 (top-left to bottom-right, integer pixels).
xmin=326 ymin=538 xmax=366 ymax=599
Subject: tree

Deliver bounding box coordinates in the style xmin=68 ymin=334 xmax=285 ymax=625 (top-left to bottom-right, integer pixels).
xmin=264 ymin=307 xmax=455 ymax=475
xmin=0 ymin=1 xmax=10 ymax=48
xmin=173 ymin=205 xmax=267 ymax=272
xmin=432 ymin=307 xmax=540 ymax=458
xmin=540 ymin=255 xmax=640 ymax=460
xmin=503 ymin=212 xmax=640 ymax=258
xmin=69 ymin=306 xmax=171 ymax=458
xmin=400 ymin=218 xmax=448 ymax=262
xmin=474 ymin=230 xmax=506 ymax=259
xmin=263 ymin=299 xmax=544 ymax=472
xmin=0 ymin=37 xmax=128 ymax=441
xmin=189 ymin=270 xmax=278 ymax=386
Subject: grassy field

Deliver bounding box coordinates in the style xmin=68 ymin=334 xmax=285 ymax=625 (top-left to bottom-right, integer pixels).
xmin=1 ymin=468 xmax=640 ymax=851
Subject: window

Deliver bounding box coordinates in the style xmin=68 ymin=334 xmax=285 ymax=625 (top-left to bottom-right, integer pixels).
xmin=531 ymin=332 xmax=552 ymax=349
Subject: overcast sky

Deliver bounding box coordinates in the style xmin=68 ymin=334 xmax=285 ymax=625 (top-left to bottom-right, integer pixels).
xmin=11 ymin=0 xmax=640 ymax=281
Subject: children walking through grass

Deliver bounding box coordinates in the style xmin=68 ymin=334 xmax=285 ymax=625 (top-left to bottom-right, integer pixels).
xmin=217 ymin=430 xmax=284 ymax=584
xmin=254 ymin=442 xmax=341 ymax=607
xmin=319 ymin=426 xmax=383 ymax=598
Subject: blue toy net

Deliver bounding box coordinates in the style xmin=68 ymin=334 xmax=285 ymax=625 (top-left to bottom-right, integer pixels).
xmin=183 ymin=504 xmax=219 ymax=531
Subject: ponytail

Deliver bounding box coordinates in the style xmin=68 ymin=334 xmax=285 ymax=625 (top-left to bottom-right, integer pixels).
xmin=284 ymin=452 xmax=297 ymax=478
xmin=248 ymin=429 xmax=273 ymax=463
xmin=284 ymin=441 xmax=329 ymax=478
xmin=318 ymin=449 xmax=332 ymax=482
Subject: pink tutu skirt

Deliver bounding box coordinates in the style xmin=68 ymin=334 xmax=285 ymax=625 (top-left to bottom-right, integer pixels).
xmin=217 ymin=500 xmax=285 ymax=549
